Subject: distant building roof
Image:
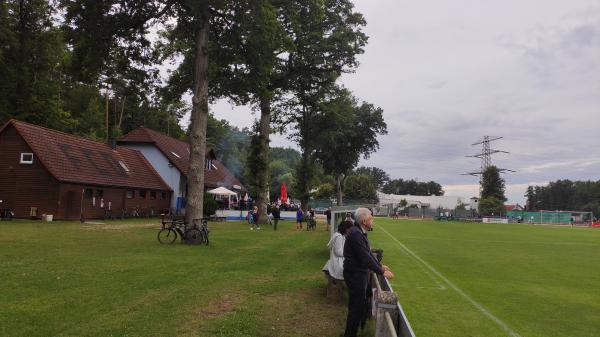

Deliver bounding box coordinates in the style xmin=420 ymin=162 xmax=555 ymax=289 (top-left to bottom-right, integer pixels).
xmin=505 ymin=204 xmax=524 ymax=211
xmin=118 ymin=126 xmax=245 ymax=190
xmin=0 ymin=120 xmax=171 ymax=191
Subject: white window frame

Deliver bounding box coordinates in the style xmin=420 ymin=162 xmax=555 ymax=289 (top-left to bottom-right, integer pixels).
xmin=118 ymin=160 xmax=130 ymax=173
xmin=20 ymin=153 xmax=34 ymax=164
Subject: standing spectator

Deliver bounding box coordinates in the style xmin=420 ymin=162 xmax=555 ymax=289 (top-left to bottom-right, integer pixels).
xmin=343 ymin=208 xmax=394 ymax=337
xmin=345 ymin=212 xmax=355 ymax=225
xmin=272 ymin=203 xmax=280 ymax=230
xmin=325 ymin=207 xmax=332 ymax=232
xmin=296 ymin=206 xmax=303 ymax=230
xmin=250 ymin=205 xmax=260 ymax=230
xmin=307 ymin=207 xmax=316 ymax=231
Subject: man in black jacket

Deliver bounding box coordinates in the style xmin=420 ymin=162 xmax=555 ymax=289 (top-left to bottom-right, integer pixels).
xmin=343 ymin=207 xmax=394 ymax=337
xmin=271 ymin=203 xmax=280 ymax=230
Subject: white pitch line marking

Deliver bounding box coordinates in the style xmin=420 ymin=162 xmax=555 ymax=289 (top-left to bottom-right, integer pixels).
xmin=400 ymin=249 xmax=446 ymax=290
xmin=378 ymin=225 xmax=522 ymax=337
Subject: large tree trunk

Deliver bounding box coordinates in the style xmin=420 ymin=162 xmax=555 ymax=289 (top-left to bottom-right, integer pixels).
xmin=336 ymin=174 xmax=343 ymax=206
xmin=185 ymin=8 xmax=210 ymax=227
xmin=255 ymin=97 xmax=271 ymax=224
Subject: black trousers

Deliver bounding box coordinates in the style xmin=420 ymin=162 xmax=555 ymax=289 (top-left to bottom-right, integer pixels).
xmin=343 ymin=270 xmax=369 ymax=337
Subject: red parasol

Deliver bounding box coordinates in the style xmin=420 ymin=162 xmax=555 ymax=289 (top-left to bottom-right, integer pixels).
xmin=280 ymin=183 xmax=288 ymax=204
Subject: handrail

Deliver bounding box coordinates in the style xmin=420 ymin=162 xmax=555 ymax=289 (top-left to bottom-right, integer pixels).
xmin=384 ymin=312 xmax=399 ymax=337
xmin=373 ymin=272 xmax=417 ymax=337
xmin=373 ymin=270 xmax=382 ymax=292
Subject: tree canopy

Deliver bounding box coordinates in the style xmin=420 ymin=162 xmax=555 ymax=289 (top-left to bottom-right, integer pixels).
xmin=312 ymin=87 xmax=387 ymax=205
xmin=526 ymin=180 xmax=600 ymax=216
xmin=353 ymin=167 xmax=390 ymax=190
xmin=481 ymin=166 xmax=506 ymax=202
xmin=343 ymin=174 xmax=378 ymax=203
xmin=381 ymin=179 xmax=444 ymax=196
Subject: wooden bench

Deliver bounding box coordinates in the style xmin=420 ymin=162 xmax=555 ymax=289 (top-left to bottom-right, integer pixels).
xmin=324 ymin=271 xmax=346 ymax=302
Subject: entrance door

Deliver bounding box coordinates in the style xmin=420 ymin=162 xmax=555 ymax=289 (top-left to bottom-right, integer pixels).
xmin=1 ymin=166 xmax=16 ymax=216
xmin=65 ymin=191 xmax=79 ymax=220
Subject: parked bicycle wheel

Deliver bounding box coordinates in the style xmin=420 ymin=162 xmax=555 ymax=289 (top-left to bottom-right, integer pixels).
xmin=157 ymin=228 xmax=178 ymax=244
xmin=201 ymin=227 xmax=209 ymax=245
xmin=184 ymin=228 xmax=203 ymax=245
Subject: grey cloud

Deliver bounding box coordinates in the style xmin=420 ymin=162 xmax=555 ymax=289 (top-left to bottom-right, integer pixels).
xmin=562 ymin=24 xmax=599 ymax=49
xmin=426 ymin=80 xmax=448 ymax=89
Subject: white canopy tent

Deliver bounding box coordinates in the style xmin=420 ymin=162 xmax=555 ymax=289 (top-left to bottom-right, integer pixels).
xmin=207 ymin=187 xmax=237 ymax=196
xmin=207 ymin=187 xmax=238 ymax=209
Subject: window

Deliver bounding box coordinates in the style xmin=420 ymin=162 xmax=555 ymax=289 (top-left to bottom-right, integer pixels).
xmin=84 ymin=188 xmax=93 ymax=199
xmin=95 ymin=189 xmax=103 ymax=198
xmin=20 ymin=153 xmax=33 ymax=164
xmin=204 ymin=159 xmax=213 ymax=170
xmin=171 ymin=151 xmax=181 ymax=158
xmin=150 ymin=191 xmax=156 ymax=200
xmin=139 ymin=190 xmax=146 ymax=199
xmin=126 ymin=190 xmax=134 ymax=199
xmin=161 ymin=192 xmax=167 ymax=200
xmin=118 ymin=160 xmax=130 ymax=173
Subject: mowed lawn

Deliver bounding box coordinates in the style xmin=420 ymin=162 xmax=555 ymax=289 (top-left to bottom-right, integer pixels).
xmin=370 ymin=219 xmax=600 ymax=337
xmin=0 ymin=219 xmax=360 ymax=337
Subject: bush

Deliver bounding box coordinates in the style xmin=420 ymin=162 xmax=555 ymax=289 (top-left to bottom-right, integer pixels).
xmin=478 ymin=197 xmax=504 ymax=216
xmin=203 ymin=194 xmax=218 ymax=216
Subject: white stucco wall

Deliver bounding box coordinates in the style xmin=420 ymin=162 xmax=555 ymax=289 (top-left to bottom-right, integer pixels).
xmin=121 ymin=143 xmax=183 ymax=211
xmin=377 ymin=192 xmax=470 ymax=210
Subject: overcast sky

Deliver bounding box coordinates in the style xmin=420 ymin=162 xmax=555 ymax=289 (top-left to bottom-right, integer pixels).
xmin=207 ymin=0 xmax=600 ymax=204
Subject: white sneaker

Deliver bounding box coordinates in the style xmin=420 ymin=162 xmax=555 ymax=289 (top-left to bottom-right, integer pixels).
xmin=257 ymin=227 xmax=261 ymax=230
xmin=250 ymin=228 xmax=254 ymax=230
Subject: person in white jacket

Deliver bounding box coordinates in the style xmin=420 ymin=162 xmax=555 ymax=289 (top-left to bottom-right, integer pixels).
xmin=324 ymin=220 xmax=354 ymax=280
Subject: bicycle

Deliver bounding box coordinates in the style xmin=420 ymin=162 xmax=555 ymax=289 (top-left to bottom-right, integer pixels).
xmin=157 ymin=216 xmax=209 ymax=245
xmin=103 ymin=208 xmax=113 ymax=220
xmin=193 ymin=218 xmax=210 ymax=245
xmin=306 ymin=215 xmax=316 ymax=231
xmin=0 ymin=208 xmax=14 ymax=221
xmin=303 ymin=215 xmax=317 ymax=231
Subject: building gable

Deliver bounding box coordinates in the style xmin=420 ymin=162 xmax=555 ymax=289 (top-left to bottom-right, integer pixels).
xmin=119 ymin=127 xmax=245 ymax=191
xmin=1 ymin=120 xmax=171 ymax=191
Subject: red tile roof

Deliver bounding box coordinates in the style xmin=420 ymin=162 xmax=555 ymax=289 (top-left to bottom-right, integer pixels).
xmin=118 ymin=127 xmax=245 ymax=190
xmin=117 ymin=127 xmax=193 ymax=175
xmin=1 ymin=120 xmax=171 ymax=191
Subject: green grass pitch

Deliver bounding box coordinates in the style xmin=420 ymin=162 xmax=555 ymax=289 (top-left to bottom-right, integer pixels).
xmin=0 ymin=219 xmax=357 ymax=337
xmin=2 ymin=217 xmax=598 ymax=337
xmin=371 ymin=218 xmax=600 ymax=337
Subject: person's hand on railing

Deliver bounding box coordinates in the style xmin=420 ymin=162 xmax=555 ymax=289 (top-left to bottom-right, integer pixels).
xmin=382 ymin=264 xmax=391 ymax=271
xmin=383 ymin=269 xmax=394 ymax=279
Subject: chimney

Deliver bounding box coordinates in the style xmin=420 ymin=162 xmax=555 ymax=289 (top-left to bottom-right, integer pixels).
xmin=108 ymin=139 xmax=117 ymax=150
